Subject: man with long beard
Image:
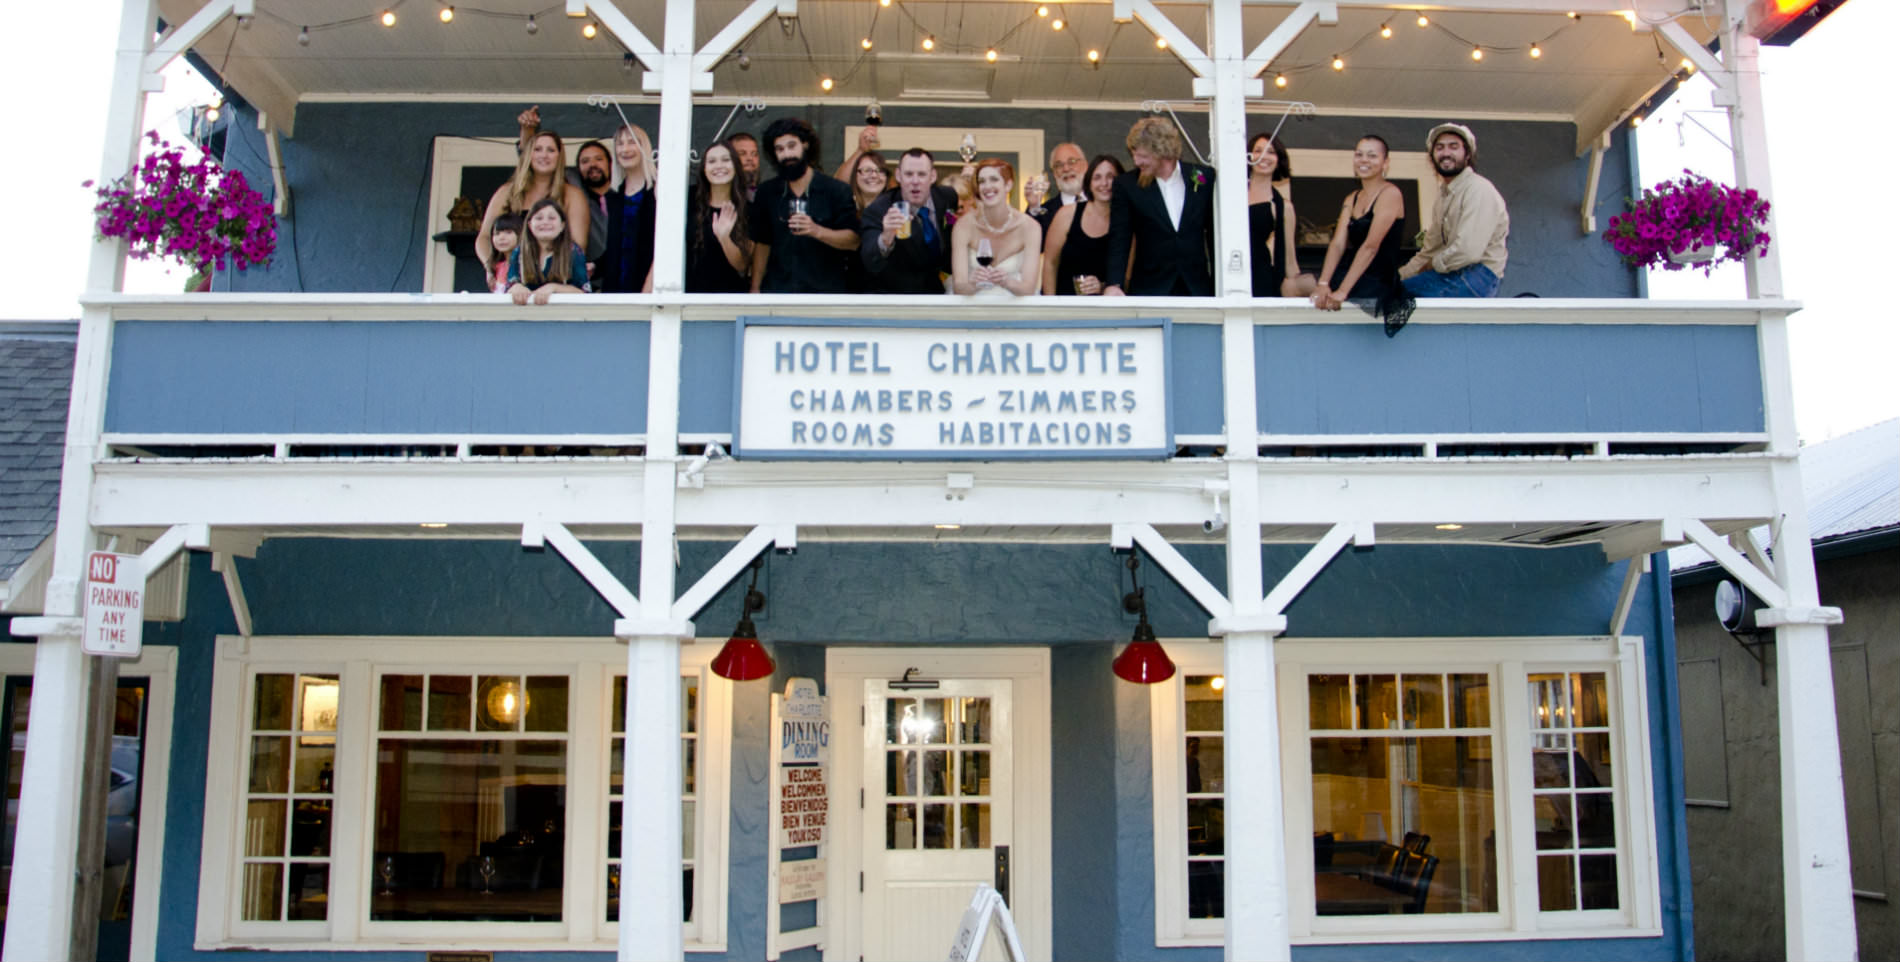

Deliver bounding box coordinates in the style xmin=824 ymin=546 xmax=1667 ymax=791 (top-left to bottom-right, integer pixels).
xmin=748 ymin=117 xmax=860 ymax=294
xmin=1400 ymin=123 xmax=1510 ymax=297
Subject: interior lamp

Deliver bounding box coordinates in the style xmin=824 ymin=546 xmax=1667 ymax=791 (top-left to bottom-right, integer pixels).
xmin=711 ymin=558 xmax=776 ymax=681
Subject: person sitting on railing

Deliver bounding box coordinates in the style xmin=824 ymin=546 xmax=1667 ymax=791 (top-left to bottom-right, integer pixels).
xmin=486 ymin=213 xmax=521 ymax=295
xmin=683 ymin=139 xmax=754 ymax=295
xmin=861 ymin=148 xmax=959 ymax=295
xmin=1400 ymin=123 xmax=1510 ymax=298
xmin=507 ymin=199 xmax=590 ymax=305
xmin=1102 ymin=117 xmax=1216 ymax=297
xmin=748 ymin=117 xmax=860 ymax=294
xmin=951 ymin=158 xmax=1042 ymax=297
xmin=477 ymin=121 xmax=591 ymax=273
xmin=1312 ymin=135 xmax=1415 ymax=337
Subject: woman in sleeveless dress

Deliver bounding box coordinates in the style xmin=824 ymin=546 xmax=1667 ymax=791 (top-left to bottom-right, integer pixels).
xmin=1247 ymin=132 xmax=1316 ymax=298
xmin=1041 ymin=155 xmax=1125 ymax=295
xmin=1312 ymin=134 xmax=1415 ymax=336
xmin=683 ymin=139 xmax=753 ymax=294
xmin=951 ymin=158 xmax=1041 ymax=296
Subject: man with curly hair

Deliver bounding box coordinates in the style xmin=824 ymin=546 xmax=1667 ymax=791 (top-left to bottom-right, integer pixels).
xmin=1103 ymin=117 xmax=1216 ymax=297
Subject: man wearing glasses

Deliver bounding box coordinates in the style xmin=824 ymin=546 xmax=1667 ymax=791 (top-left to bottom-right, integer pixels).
xmin=1034 ymin=142 xmax=1089 ymax=236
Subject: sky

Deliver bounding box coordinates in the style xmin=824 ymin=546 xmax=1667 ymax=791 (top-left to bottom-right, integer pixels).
xmin=4 ymin=0 xmax=1894 ymax=445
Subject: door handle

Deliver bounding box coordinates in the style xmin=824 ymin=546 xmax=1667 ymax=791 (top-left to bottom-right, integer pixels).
xmin=994 ymin=844 xmax=1010 ymax=907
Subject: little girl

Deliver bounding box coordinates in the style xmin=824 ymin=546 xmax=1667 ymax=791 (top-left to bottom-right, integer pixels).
xmin=487 ymin=213 xmax=521 ymax=294
xmin=507 ymin=199 xmax=591 ymax=305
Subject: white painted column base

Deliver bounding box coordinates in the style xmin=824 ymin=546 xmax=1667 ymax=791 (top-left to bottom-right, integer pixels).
xmin=1221 ymin=631 xmax=1290 ymax=961
xmin=1774 ymin=621 xmax=1859 ymax=961
xmin=619 ymin=633 xmax=686 ymax=962
xmin=0 ymin=633 xmax=88 ymax=961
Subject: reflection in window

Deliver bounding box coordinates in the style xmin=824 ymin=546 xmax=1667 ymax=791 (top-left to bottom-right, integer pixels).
xmin=1183 ymin=675 xmax=1224 ymax=919
xmin=1529 ymin=671 xmax=1618 ymax=911
xmin=1309 ymin=672 xmax=1496 ymax=916
xmin=371 ymin=673 xmax=568 ymax=922
xmin=884 ymin=696 xmax=991 ymax=851
xmin=605 ymin=675 xmax=698 ymax=925
xmin=243 ymin=673 xmax=339 ymax=921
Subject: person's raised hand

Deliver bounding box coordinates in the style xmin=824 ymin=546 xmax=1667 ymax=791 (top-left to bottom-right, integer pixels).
xmin=712 ymin=203 xmax=736 ymax=240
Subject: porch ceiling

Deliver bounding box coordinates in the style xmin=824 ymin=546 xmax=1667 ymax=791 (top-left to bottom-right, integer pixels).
xmin=159 ymin=0 xmax=1714 ymax=151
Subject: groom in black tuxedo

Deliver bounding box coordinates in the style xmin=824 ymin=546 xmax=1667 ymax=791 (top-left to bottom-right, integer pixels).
xmin=860 ymin=148 xmax=959 ymax=294
xmin=1103 ymin=117 xmax=1216 ymax=297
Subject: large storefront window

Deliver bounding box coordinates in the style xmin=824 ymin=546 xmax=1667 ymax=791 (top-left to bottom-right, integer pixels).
xmin=197 ymin=638 xmax=730 ymax=952
xmin=1150 ymin=639 xmax=1658 ymax=947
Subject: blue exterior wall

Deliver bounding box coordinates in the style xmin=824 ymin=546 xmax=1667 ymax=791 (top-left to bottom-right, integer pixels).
xmin=215 ymin=101 xmax=1639 ymax=299
xmin=140 ymin=539 xmax=1689 ymax=960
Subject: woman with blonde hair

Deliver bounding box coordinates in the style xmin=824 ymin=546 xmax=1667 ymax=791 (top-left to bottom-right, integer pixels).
xmin=477 ymin=128 xmax=591 ymax=268
xmin=600 ymin=123 xmax=657 ymax=292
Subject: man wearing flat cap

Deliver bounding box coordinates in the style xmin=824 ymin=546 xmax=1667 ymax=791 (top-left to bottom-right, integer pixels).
xmin=1401 ymin=122 xmax=1510 ymax=297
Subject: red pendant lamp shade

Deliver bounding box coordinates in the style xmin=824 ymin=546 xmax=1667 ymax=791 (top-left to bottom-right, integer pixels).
xmin=1113 ymin=617 xmax=1175 ymax=684
xmin=711 ymin=575 xmax=775 ymax=682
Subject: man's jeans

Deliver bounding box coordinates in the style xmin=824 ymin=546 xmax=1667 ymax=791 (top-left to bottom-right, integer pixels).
xmin=1403 ymin=263 xmax=1500 ymax=298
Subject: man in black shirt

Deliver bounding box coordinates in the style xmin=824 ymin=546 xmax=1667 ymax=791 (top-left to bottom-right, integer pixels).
xmin=749 ymin=117 xmax=859 ymax=294
xmin=860 ymin=149 xmax=958 ymax=294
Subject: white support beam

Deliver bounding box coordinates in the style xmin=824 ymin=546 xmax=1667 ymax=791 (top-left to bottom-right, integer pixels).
xmin=690 ymin=0 xmax=789 ymax=81
xmin=141 ymin=0 xmax=235 ymax=82
xmin=523 ymin=520 xmax=642 ymax=619
xmin=1731 ymin=530 xmax=1774 ymax=584
xmin=1242 ymin=1 xmax=1336 ymax=78
xmin=1110 ymin=523 xmax=1233 ymax=622
xmin=259 ymin=115 xmax=291 ymax=219
xmin=1114 ymin=0 xmax=1212 ymax=77
xmin=585 ymin=1 xmax=663 ymax=70
xmin=1679 ymin=517 xmax=1788 ymax=609
xmin=1722 ymin=12 xmax=1783 ymax=300
xmin=1580 ymin=132 xmax=1609 ymax=234
xmin=1658 ymin=21 xmax=1735 ymax=105
xmin=670 ymin=524 xmax=795 ymax=624
xmin=211 ymin=551 xmax=254 ymax=637
xmin=135 ymin=523 xmax=210 ymax=575
xmin=1260 ymin=521 xmax=1368 ymax=615
xmin=1608 ymin=554 xmax=1648 ymax=637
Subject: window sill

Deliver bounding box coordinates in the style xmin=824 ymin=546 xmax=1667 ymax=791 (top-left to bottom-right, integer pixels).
xmin=195 ymin=938 xmax=728 ymax=953
xmin=1292 ymin=924 xmax=1663 ymax=945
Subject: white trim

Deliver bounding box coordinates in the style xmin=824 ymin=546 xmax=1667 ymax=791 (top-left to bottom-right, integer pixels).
xmin=0 ymin=645 xmax=176 ymax=962
xmin=1150 ymin=636 xmax=1664 ymax=947
xmin=822 ymin=647 xmax=1052 ymax=962
xmin=191 ymin=636 xmax=730 ymax=952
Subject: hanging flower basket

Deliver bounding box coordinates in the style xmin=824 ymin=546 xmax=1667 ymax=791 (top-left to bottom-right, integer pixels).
xmin=86 ymin=131 xmax=277 ymax=274
xmin=1602 ymin=169 xmax=1770 ymax=276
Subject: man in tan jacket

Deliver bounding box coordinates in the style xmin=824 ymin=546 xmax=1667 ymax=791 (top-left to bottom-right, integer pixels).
xmin=1401 ymin=123 xmax=1509 ymax=297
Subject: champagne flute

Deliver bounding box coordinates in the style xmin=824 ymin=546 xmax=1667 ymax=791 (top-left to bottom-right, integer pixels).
xmin=958 ymin=133 xmax=978 ymax=164
xmin=378 ymin=855 xmax=395 ymax=896
xmin=479 ymin=855 xmax=496 ymax=895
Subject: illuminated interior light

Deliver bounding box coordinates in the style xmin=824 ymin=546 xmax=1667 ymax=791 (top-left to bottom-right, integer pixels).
xmin=1529 ymin=43 xmax=1542 ymax=58
xmin=381 ymin=9 xmax=395 ymax=26
xmin=1434 ymin=523 xmax=1465 ymax=531
xmin=1471 ymin=46 xmax=1484 ymax=60
xmin=582 ymin=20 xmax=598 ymax=39
xmin=1155 ymin=36 xmax=1169 ymax=49
xmin=1275 ymin=72 xmax=1288 ymax=87
xmin=1417 ymin=14 xmax=1430 ymax=27
xmin=986 ymin=48 xmax=999 ymax=62
xmin=439 ymin=5 xmax=454 ymax=23
xmin=1380 ymin=22 xmax=1393 ymax=38
xmin=1331 ymin=54 xmax=1344 ymax=70
xmin=820 ymin=75 xmax=834 ymax=91
xmin=922 ymin=35 xmax=935 ymax=51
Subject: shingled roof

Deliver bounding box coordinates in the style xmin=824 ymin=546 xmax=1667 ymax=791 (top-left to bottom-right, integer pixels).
xmin=0 ymin=322 xmax=76 ymax=584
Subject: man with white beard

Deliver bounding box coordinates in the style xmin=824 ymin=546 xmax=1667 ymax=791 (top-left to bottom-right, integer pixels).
xmin=1033 ymin=142 xmax=1088 ymax=236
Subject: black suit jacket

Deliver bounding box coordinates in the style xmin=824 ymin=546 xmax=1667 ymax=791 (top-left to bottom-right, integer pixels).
xmin=1104 ymin=163 xmax=1216 ymax=296
xmin=858 ymin=185 xmax=959 ymax=294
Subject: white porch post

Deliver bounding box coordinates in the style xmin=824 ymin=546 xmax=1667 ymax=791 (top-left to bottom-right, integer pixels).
xmin=1720 ymin=5 xmax=1856 ymax=958
xmin=1211 ymin=0 xmax=1290 ymax=936
xmin=643 ymin=0 xmax=695 ymax=294
xmin=1 ymin=1 xmax=153 ymax=959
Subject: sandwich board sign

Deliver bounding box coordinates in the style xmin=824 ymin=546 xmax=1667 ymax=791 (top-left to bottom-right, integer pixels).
xmin=81 ymin=551 xmax=143 ymax=657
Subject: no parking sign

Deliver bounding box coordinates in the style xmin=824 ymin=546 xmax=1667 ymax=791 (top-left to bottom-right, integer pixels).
xmin=81 ymin=551 xmax=144 ymax=657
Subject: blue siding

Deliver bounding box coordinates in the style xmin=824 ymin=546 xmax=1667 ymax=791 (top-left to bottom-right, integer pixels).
xmin=1169 ymin=324 xmax=1224 ymax=436
xmin=681 ymin=322 xmax=736 ymax=435
xmin=106 ymin=321 xmax=649 ymax=435
xmin=1256 ymin=324 xmax=1763 ymax=435
xmin=148 ymin=540 xmax=1687 ymax=960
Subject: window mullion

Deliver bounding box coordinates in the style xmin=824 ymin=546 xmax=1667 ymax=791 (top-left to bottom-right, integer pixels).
xmin=1496 ymin=660 xmax=1539 ymax=932
xmin=565 ymin=661 xmax=606 ymax=942
xmin=328 ymin=659 xmax=373 ymax=942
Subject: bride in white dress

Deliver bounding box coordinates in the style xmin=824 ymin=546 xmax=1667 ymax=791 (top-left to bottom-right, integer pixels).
xmin=951 ymin=158 xmax=1043 ymax=296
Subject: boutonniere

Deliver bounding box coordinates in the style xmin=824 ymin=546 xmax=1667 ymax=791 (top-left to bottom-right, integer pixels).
xmin=1190 ymin=169 xmax=1208 ymax=192
xmin=944 ymin=210 xmax=958 ymax=227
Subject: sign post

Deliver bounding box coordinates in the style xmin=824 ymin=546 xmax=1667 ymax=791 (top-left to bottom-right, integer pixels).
xmin=766 ymin=677 xmax=828 ymax=960
xmin=80 ymin=551 xmax=143 ymax=658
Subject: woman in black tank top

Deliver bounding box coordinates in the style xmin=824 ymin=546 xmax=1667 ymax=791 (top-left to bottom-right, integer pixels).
xmin=1041 ymin=155 xmax=1125 ymax=295
xmin=1312 ymin=134 xmax=1415 ymax=336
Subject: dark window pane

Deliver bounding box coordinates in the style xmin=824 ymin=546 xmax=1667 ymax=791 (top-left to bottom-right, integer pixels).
xmin=525 ymin=676 xmax=569 ymax=733
xmin=1537 ymin=855 xmax=1576 ymax=911
xmin=380 ymin=675 xmax=424 ymax=731
xmin=922 ymin=804 xmax=950 ymax=849
xmin=886 ymin=803 xmax=916 ymax=850
xmin=249 ymin=736 xmax=289 ymax=793
xmin=1187 ymin=799 xmax=1224 ymax=856
xmin=245 ymin=800 xmax=286 ymax=856
xmin=1579 ymin=854 xmax=1620 ymax=910
xmin=289 ymin=800 xmax=331 ymax=857
xmin=1576 ymin=793 xmax=1616 ymax=849
xmin=960 ymin=803 xmax=991 ymax=848
xmin=1188 ymin=860 xmax=1225 ymax=919
xmin=1311 ymin=736 xmax=1493 ymax=916
xmin=287 ymin=863 xmax=329 ymax=920
xmin=293 ymin=739 xmax=335 ymax=794
xmin=612 ymin=676 xmax=627 ymax=734
xmin=1401 ymin=675 xmax=1445 ymax=729
xmin=1450 ymin=674 xmax=1490 ymax=727
xmin=426 ymin=676 xmax=472 ymax=732
xmin=1355 ymin=675 xmax=1398 ymax=730
xmin=253 ymin=675 xmax=294 ymax=731
xmin=1309 ymin=674 xmax=1351 ymax=730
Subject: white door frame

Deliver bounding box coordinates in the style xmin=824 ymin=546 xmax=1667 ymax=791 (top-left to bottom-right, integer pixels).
xmin=0 ymin=645 xmax=177 ymax=962
xmin=823 ymin=648 xmax=1051 ymax=962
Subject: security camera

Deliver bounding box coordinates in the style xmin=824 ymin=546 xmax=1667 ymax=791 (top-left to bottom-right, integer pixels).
xmin=1202 ymin=514 xmax=1226 ymax=534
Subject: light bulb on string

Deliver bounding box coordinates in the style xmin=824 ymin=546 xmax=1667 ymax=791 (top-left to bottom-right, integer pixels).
xmin=820 ymin=76 xmax=834 ymax=91
xmin=1567 ymin=10 xmax=1580 ymax=18
xmin=1416 ymin=14 xmax=1429 ymax=27
xmin=1037 ymin=4 xmax=1049 ymax=15
xmin=986 ymin=48 xmax=999 ymax=62
xmin=439 ymin=6 xmax=454 ymax=23
xmin=297 ymin=25 xmax=310 ymax=45
xmin=1630 ymin=114 xmax=1643 ymax=128
xmin=525 ymin=14 xmax=539 ymax=34
xmin=1155 ymin=36 xmax=1168 ymax=49
xmin=1679 ymin=57 xmax=1694 ymax=74
xmin=582 ymin=21 xmax=598 ymax=39
xmin=1529 ymin=43 xmax=1542 ymax=58
xmin=1331 ymin=54 xmax=1344 ymax=70
xmin=1086 ymin=48 xmax=1101 ymax=63
xmin=1275 ymin=72 xmax=1288 ymax=88
xmin=861 ymin=37 xmax=873 ymax=49
xmin=1052 ymin=18 xmax=1063 ymax=30
xmin=880 ymin=0 xmax=891 ymax=5
xmin=1380 ymin=22 xmax=1392 ymax=38
xmin=205 ymin=99 xmax=222 ymax=123
xmin=381 ymin=9 xmax=396 ymax=27
xmin=921 ymin=35 xmax=935 ymax=51
xmin=1471 ymin=46 xmax=1484 ymax=60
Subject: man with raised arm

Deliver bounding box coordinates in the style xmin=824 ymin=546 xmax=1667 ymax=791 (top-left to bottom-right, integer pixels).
xmin=1400 ymin=122 xmax=1510 ymax=298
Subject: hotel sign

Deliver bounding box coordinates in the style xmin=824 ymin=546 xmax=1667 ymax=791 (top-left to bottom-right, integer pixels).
xmin=734 ymin=318 xmax=1173 ymax=459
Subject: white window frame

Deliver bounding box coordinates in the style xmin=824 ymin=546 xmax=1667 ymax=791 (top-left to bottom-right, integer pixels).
xmin=194 ymin=636 xmax=730 ymax=953
xmin=1150 ymin=636 xmax=1659 ymax=948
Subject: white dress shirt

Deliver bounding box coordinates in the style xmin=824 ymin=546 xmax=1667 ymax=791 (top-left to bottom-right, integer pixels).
xmin=1156 ymin=164 xmax=1186 ymax=230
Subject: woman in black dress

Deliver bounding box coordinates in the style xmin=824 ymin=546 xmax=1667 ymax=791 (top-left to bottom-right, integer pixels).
xmin=684 ymin=139 xmax=753 ymax=294
xmin=598 ymin=124 xmax=656 ymax=293
xmin=1040 ymin=155 xmax=1124 ymax=295
xmin=1247 ymin=132 xmax=1315 ymax=298
xmin=1312 ymin=135 xmax=1414 ymax=336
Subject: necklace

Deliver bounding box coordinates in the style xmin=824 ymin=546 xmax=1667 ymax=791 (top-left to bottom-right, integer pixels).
xmin=975 ymin=206 xmax=1014 ymax=234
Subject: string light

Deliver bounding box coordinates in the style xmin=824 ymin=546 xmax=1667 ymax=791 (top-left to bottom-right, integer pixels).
xmin=1052 ymin=18 xmax=1063 ymax=30
xmin=205 ymin=99 xmax=222 ymax=123
xmin=525 ymin=14 xmax=538 ymax=34
xmin=1630 ymin=114 xmax=1643 ymax=127
xmin=1529 ymin=42 xmax=1541 ymax=58
xmin=1568 ymin=10 xmax=1581 ymax=18
xmin=820 ymin=76 xmax=834 ymax=91
xmin=1086 ymin=48 xmax=1101 ymax=62
xmin=1679 ymin=57 xmax=1694 ymax=73
xmin=1332 ymin=53 xmax=1345 ymax=70
xmin=439 ymin=5 xmax=454 ymax=23
xmin=861 ymin=36 xmax=873 ymax=49
xmin=582 ymin=20 xmax=597 ymax=38
xmin=1471 ymin=46 xmax=1484 ymax=60
xmin=297 ymin=25 xmax=310 ymax=45
xmin=380 ymin=9 xmax=395 ymax=26
xmin=1380 ymin=22 xmax=1392 ymax=38
xmin=880 ymin=0 xmax=891 ymax=5
xmin=1275 ymin=73 xmax=1288 ymax=88
xmin=1416 ymin=14 xmax=1430 ymax=27
xmin=1037 ymin=4 xmax=1049 ymax=15
xmin=986 ymin=48 xmax=999 ymax=62
xmin=921 ymin=34 xmax=935 ymax=51
xmin=1155 ymin=36 xmax=1168 ymax=49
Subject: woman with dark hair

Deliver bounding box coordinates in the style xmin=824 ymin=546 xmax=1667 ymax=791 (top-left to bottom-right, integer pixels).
xmin=598 ymin=124 xmax=656 ymax=292
xmin=1041 ymin=154 xmax=1124 ymax=295
xmin=1312 ymin=134 xmax=1414 ymax=336
xmin=507 ymin=198 xmax=590 ymax=305
xmin=476 ymin=129 xmax=591 ymax=268
xmin=684 ymin=139 xmax=754 ymax=294
xmin=1248 ymin=132 xmax=1316 ymax=298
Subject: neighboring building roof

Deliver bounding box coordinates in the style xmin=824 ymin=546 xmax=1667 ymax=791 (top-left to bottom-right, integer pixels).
xmin=0 ymin=322 xmax=76 ymax=584
xmin=1670 ymin=417 xmax=1900 ymax=572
